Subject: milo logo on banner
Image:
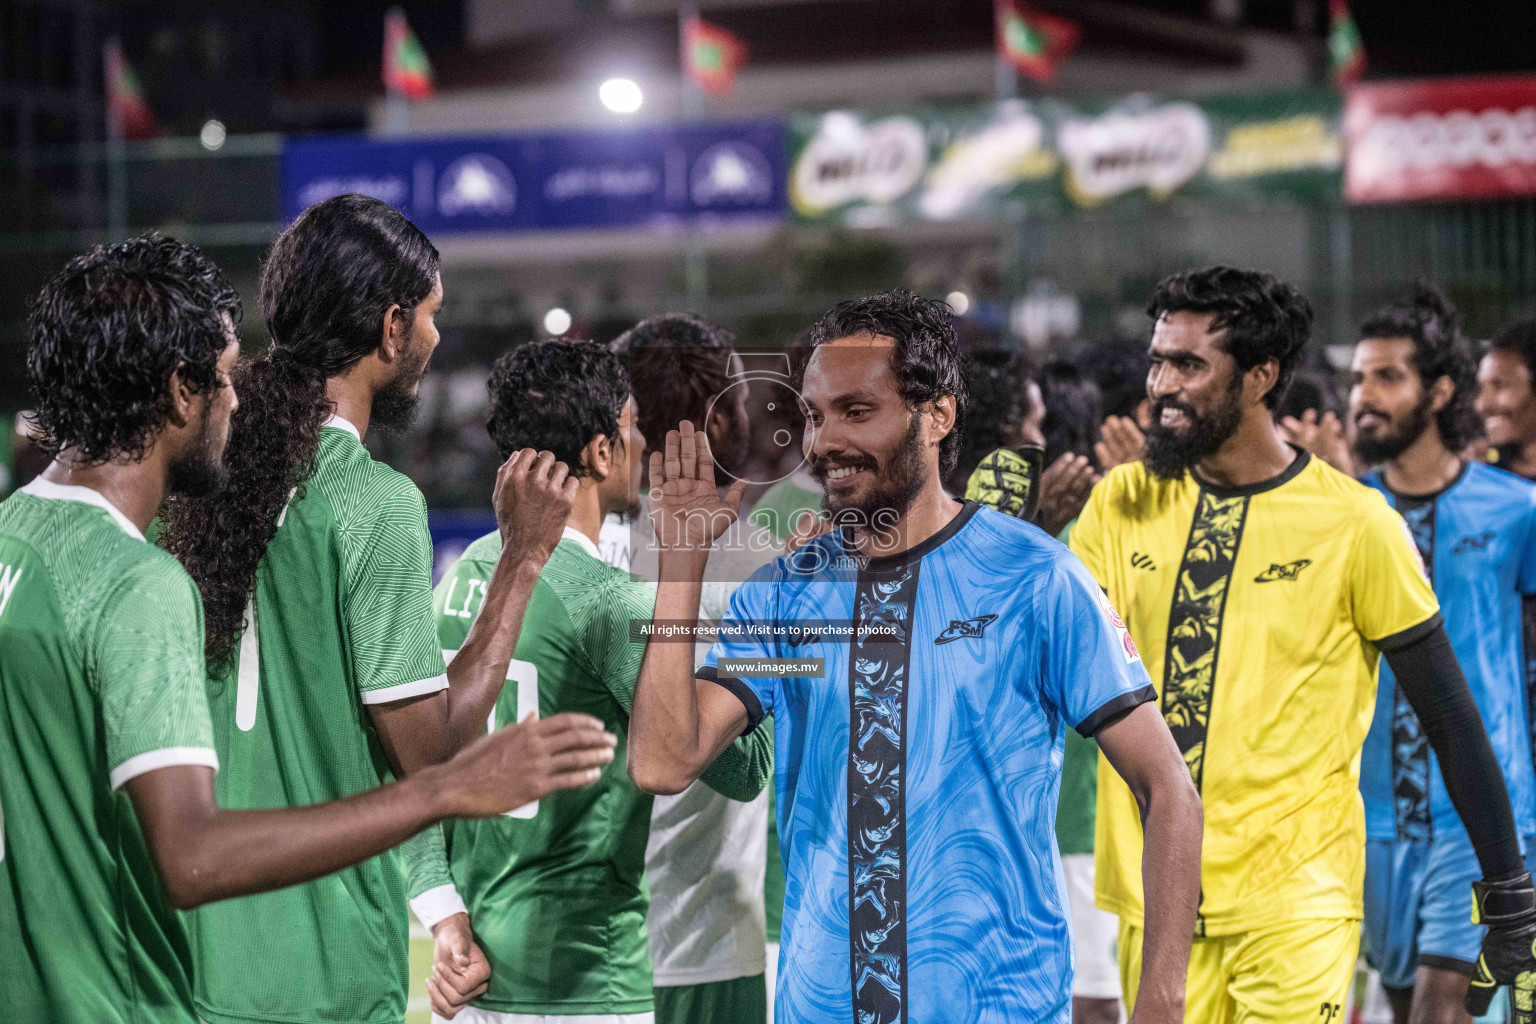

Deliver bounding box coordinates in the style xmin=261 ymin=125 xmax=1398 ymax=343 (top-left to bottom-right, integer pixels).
xmin=1057 ymin=102 xmax=1211 ymax=205
xmin=790 ymin=112 xmax=928 ymax=218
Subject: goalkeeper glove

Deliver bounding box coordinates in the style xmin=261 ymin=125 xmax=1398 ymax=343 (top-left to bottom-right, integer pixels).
xmin=1467 ymin=870 xmax=1536 ymax=1020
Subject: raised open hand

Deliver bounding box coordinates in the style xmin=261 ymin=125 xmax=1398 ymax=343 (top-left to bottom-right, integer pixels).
xmin=1095 ymin=415 xmax=1146 ymax=472
xmin=1278 ymin=409 xmax=1355 ymax=475
xmin=647 ymin=420 xmax=750 ymax=556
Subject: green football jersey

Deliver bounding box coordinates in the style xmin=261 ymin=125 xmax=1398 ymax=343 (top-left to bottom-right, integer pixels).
xmin=0 ymin=479 xmax=219 ymax=1023
xmin=432 ymin=527 xmax=771 ymax=1016
xmin=187 ymin=419 xmax=448 ymax=1024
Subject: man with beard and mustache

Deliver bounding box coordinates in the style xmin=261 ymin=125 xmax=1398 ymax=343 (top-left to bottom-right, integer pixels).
xmin=0 ymin=235 xmax=617 ymax=1024
xmin=624 ymin=288 xmax=1204 ymax=1024
xmin=1350 ymin=287 xmax=1536 ymax=1024
xmin=154 ymin=196 xmax=616 ymax=1024
xmin=1070 ymin=266 xmax=1536 ymax=1023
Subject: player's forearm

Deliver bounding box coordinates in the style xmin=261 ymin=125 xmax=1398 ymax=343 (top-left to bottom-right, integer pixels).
xmin=629 ymin=555 xmax=712 ymax=793
xmin=1132 ymin=770 xmax=1202 ymax=1018
xmin=1388 ymin=625 xmax=1525 ymax=879
xmin=443 ymin=553 xmax=544 ymax=750
xmin=147 ymin=767 xmax=453 ymax=910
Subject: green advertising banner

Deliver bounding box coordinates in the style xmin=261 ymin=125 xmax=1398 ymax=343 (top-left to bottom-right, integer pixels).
xmin=788 ymin=89 xmax=1342 ymax=225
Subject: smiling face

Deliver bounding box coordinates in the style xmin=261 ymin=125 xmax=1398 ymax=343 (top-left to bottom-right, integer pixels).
xmin=800 ymin=334 xmax=932 ymax=526
xmin=1141 ymin=311 xmax=1247 ymax=479
xmin=1476 ymin=348 xmax=1536 ymax=450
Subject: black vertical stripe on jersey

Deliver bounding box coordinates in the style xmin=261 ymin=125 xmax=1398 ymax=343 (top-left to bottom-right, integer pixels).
xmin=847 ymin=561 xmax=919 ymax=1024
xmin=1161 ymin=490 xmax=1250 ymax=793
xmin=1391 ymin=496 xmax=1436 ymax=841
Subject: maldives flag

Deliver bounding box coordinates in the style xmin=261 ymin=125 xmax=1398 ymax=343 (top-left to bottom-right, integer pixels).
xmin=996 ymin=0 xmax=1080 ymax=83
xmin=683 ymin=16 xmax=746 ymax=95
xmin=384 ymin=7 xmax=434 ymax=100
xmin=1328 ymin=0 xmax=1366 ymax=88
xmin=103 ymin=38 xmax=155 ymax=140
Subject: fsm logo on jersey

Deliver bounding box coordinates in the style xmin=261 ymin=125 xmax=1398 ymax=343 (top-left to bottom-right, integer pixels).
xmin=437 ymin=154 xmax=518 ymax=218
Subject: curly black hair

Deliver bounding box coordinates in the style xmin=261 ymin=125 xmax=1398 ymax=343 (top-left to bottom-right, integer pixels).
xmin=27 ymin=233 xmax=240 ymax=465
xmin=1359 ymin=282 xmax=1480 ymax=451
xmin=949 ymin=348 xmax=1035 ymax=493
xmin=610 ymin=313 xmax=735 ymax=457
xmin=1490 ymin=318 xmax=1536 ymax=387
xmin=1147 ymin=266 xmax=1314 ymax=409
xmin=487 ymin=339 xmax=631 ymax=472
xmin=158 ymin=195 xmax=440 ymax=666
xmin=1040 ymin=361 xmax=1102 ymax=467
xmin=795 ymin=288 xmax=969 ymax=476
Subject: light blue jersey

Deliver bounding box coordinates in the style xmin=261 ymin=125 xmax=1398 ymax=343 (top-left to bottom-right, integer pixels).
xmin=700 ymin=502 xmax=1154 ymax=1024
xmin=1360 ymin=461 xmax=1536 ymax=843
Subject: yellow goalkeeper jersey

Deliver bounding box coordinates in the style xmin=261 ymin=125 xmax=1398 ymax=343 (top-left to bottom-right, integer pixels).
xmin=1070 ymin=450 xmax=1440 ymax=936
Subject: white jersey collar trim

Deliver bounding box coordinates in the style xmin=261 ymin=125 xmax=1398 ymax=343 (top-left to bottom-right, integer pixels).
xmin=322 ymin=414 xmax=362 ymax=442
xmin=561 ymin=526 xmax=602 ymax=560
xmin=20 ymin=478 xmax=146 ymax=541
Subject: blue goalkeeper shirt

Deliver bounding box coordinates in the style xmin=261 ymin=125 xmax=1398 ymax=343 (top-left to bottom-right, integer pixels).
xmin=699 ymin=501 xmax=1155 ymax=1024
xmin=1360 ymin=461 xmax=1536 ymax=843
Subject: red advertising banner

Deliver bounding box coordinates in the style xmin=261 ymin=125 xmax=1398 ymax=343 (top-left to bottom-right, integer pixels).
xmin=1346 ymin=76 xmax=1536 ymax=203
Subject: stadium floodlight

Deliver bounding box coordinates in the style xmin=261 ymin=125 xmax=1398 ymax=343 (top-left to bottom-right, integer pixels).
xmin=544 ymin=307 xmax=573 ymax=336
xmin=946 ymin=290 xmax=970 ymax=316
xmin=599 ymin=78 xmax=643 ymax=114
xmin=199 ymin=119 xmax=227 ymax=151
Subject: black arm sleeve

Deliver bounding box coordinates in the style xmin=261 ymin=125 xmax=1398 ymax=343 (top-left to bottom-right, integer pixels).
xmin=1384 ymin=622 xmax=1525 ymax=880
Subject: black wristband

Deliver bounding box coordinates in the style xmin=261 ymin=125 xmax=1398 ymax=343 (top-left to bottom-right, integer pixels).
xmin=1473 ymin=871 xmax=1536 ymax=927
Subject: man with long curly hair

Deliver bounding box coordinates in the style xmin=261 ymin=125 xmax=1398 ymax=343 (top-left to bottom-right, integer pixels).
xmin=0 ymin=234 xmax=616 ymax=1024
xmin=156 ymin=196 xmax=594 ymax=1024
xmin=1351 ymin=287 xmax=1536 ymax=1023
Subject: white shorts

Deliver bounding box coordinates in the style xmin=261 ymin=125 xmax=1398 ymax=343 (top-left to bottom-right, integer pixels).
xmin=432 ymin=1010 xmax=654 ymax=1024
xmin=1063 ymin=852 xmax=1121 ymax=1000
xmin=765 ymin=941 xmax=779 ymax=1021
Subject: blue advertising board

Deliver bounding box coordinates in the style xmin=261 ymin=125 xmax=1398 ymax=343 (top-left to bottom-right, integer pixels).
xmin=281 ymin=120 xmax=786 ymax=233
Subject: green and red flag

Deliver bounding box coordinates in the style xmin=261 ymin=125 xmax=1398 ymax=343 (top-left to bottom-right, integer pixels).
xmin=1328 ymin=0 xmax=1366 ymax=88
xmin=103 ymin=38 xmax=156 ymax=140
xmin=683 ymin=16 xmax=746 ymax=95
xmin=996 ymin=0 xmax=1080 ymax=84
xmin=384 ymin=7 xmax=434 ymax=100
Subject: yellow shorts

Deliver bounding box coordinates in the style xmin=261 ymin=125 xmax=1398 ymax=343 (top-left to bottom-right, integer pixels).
xmin=1118 ymin=917 xmax=1359 ymax=1024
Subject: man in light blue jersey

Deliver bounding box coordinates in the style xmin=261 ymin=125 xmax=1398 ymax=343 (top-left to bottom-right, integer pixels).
xmin=1353 ymin=285 xmax=1536 ymax=1023
xmin=624 ymin=289 xmax=1204 ymax=1024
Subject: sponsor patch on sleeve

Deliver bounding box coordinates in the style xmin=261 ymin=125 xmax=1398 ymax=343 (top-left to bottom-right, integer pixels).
xmin=1096 ymin=587 xmax=1141 ymax=664
xmin=1399 ymin=519 xmax=1429 ymax=580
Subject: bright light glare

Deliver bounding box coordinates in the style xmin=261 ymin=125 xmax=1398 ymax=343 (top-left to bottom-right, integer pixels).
xmin=544 ymin=307 xmax=572 ymax=335
xmin=199 ymin=119 xmax=227 ymax=151
xmin=946 ymin=290 xmax=970 ymax=316
xmin=599 ymin=78 xmax=643 ymax=114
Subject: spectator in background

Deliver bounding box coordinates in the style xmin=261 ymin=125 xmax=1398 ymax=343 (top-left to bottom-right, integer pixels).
xmin=1086 ymin=338 xmax=1150 ymax=472
xmin=945 ymin=348 xmax=1044 ymax=497
xmin=1478 ymin=318 xmax=1536 ymax=480
xmin=1036 ymin=362 xmax=1103 ymax=537
xmin=1277 ymin=348 xmax=1356 ymax=475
